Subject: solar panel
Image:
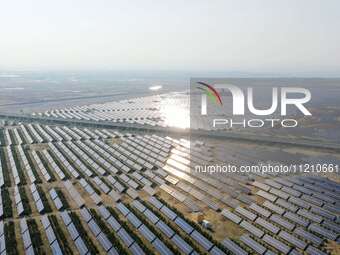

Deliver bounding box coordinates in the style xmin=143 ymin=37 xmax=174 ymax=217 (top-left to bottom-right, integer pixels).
xmin=249 ymin=203 xmax=271 ymax=218
xmin=262 ymin=234 xmax=291 ymax=254
xmin=114 ymin=182 xmax=125 ymax=193
xmin=222 ymin=238 xmax=247 ymax=255
xmin=269 ymin=188 xmax=289 ymax=200
xmin=22 ymin=230 xmax=32 ymax=249
xmin=40 ymin=215 xmax=51 ymax=229
xmin=132 ymin=200 xmax=146 ymax=213
xmin=240 ymin=234 xmax=266 ymax=255
xmin=255 ymin=218 xmax=280 ymax=234
xmin=25 ymin=245 xmax=34 ymax=255
xmin=97 ymin=232 xmax=112 ymax=252
xmin=323 ymin=204 xmax=340 ymax=215
xmin=80 ymin=208 xmax=92 ymax=223
xmin=67 ymin=223 xmax=80 ymax=241
xmin=160 ymin=206 xmax=177 ymax=221
xmin=36 ymin=200 xmax=44 ymax=213
xmin=53 ymin=197 xmax=63 ymax=210
xmin=0 ymin=222 xmax=4 ymax=236
xmin=289 ymin=249 xmax=302 ymax=255
xmin=274 ymin=178 xmax=294 ymax=187
xmin=117 ymin=228 xmax=134 ymax=248
xmin=60 ymin=211 xmax=72 ymax=226
xmin=156 ymin=220 xmax=174 ymax=238
xmin=209 ymin=246 xmax=226 ymax=255
xmin=301 ymin=195 xmax=323 ymax=207
xmin=282 ymin=187 xmax=301 ymax=197
xmin=263 ymin=201 xmax=285 ymax=215
xmin=99 ymin=183 xmax=111 ymax=194
xmin=305 ymin=246 xmax=328 ymax=255
xmin=293 ymin=185 xmax=313 ymax=195
xmin=127 ymin=213 xmax=142 ymax=229
xmin=143 ymin=185 xmax=156 ymax=196
xmin=129 ymin=243 xmax=145 ymax=255
xmin=49 ymin=189 xmax=58 ymax=200
xmin=144 ymin=209 xmax=159 ymax=224
xmin=149 ymin=196 xmax=163 ymax=210
xmin=284 ymin=212 xmax=310 ymax=228
xmin=174 ymin=217 xmax=194 ymax=235
xmin=74 ymin=236 xmax=89 ymax=255
xmin=126 ymin=188 xmax=139 ymax=199
xmin=106 ymin=216 xmax=121 ymax=232
xmin=240 ymin=220 xmax=264 ymax=238
xmin=15 ymin=193 xmax=21 ymax=204
xmin=45 ymin=226 xmax=57 ymax=244
xmin=88 ymin=219 xmax=101 ymax=237
xmin=20 ymin=219 xmax=28 ymax=234
xmin=275 ymin=199 xmax=298 ymax=213
xmin=308 ymin=223 xmax=337 ymax=240
xmin=98 ymin=206 xmax=111 ymax=220
xmin=153 ymin=238 xmax=173 ymax=255
xmin=293 ymin=227 xmax=323 ymax=246
xmin=171 ymin=234 xmax=193 ymax=254
xmin=190 ymin=230 xmax=213 ymax=251
xmin=322 ymin=220 xmax=340 ymax=234
xmin=0 ymin=235 xmax=6 ymax=253
xmin=221 ymin=197 xmax=239 ymax=209
xmin=90 ymin=193 xmax=102 ymax=205
xmin=236 ymin=206 xmax=257 ymax=221
xmin=109 ymin=190 xmax=121 ymax=202
xmin=252 ymin=181 xmax=271 ymax=191
xmin=313 ymin=192 xmax=336 ymax=204
xmin=278 ymin=231 xmax=307 ymax=250
xmin=165 ymin=175 xmax=179 ymax=185
xmin=288 ymin=197 xmax=310 ymax=209
xmin=269 ymin=214 xmax=295 ymax=231
xmin=256 ymin=190 xmax=277 ymax=202
xmin=297 ymin=209 xmax=322 ymax=223
xmin=138 ymin=224 xmax=156 ymax=242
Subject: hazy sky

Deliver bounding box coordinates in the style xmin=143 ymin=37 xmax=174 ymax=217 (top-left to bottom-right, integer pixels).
xmin=0 ymin=0 xmax=339 ymax=75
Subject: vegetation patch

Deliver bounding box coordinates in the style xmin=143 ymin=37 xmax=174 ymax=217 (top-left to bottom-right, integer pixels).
xmin=1 ymin=188 xmax=13 ymax=218
xmin=19 ymin=186 xmax=32 ymax=216
xmin=0 ymin=149 xmax=11 ymax=187
xmin=4 ymin=221 xmax=18 ymax=255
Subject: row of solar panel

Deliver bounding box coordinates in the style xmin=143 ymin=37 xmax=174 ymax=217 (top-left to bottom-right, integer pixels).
xmin=0 ymin=221 xmax=5 ymax=255
xmin=40 ymin=215 xmax=63 ymax=255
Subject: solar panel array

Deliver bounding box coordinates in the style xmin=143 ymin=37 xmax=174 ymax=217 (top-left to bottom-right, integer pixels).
xmin=30 ymin=183 xmax=45 ymax=213
xmin=60 ymin=211 xmax=89 ymax=255
xmin=237 ymin=176 xmax=340 ymax=255
xmin=40 ymin=215 xmax=63 ymax=255
xmin=19 ymin=218 xmax=34 ymax=254
xmin=34 ymin=92 xmax=190 ymax=128
xmin=79 ymin=207 xmax=119 ymax=254
xmin=49 ymin=188 xmax=64 ymax=211
xmin=0 ymin=122 xmax=339 ymax=255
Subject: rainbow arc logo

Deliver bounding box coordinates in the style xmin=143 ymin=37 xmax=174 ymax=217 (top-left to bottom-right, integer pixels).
xmin=196 ymin=82 xmax=223 ymax=106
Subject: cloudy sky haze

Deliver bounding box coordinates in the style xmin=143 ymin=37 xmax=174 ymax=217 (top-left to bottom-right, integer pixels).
xmin=0 ymin=0 xmax=339 ymax=75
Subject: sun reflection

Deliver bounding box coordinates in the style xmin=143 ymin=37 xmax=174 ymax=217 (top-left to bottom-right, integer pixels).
xmin=159 ymin=98 xmax=190 ymax=129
